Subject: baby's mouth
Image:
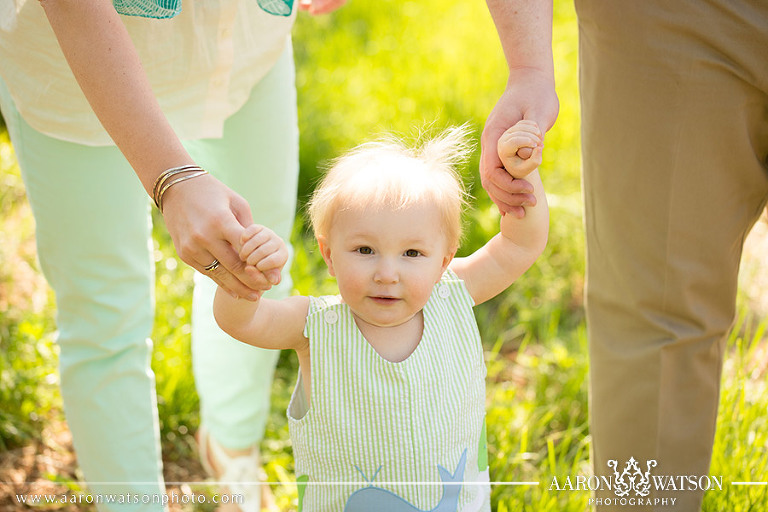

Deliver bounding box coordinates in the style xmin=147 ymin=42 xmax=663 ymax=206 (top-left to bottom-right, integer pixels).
xmin=370 ymin=296 xmax=399 ymax=304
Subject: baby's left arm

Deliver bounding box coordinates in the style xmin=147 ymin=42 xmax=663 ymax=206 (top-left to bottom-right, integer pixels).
xmin=451 ymin=121 xmax=549 ymax=305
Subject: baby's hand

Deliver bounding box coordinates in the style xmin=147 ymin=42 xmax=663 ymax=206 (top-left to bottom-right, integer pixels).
xmin=239 ymin=225 xmax=289 ymax=287
xmin=497 ymin=120 xmax=544 ymax=179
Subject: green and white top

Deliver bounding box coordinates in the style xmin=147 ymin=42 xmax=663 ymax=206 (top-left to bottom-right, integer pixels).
xmin=288 ymin=269 xmax=491 ymax=512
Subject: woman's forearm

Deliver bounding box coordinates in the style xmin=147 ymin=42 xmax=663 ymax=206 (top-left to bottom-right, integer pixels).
xmin=41 ymin=0 xmax=193 ymax=194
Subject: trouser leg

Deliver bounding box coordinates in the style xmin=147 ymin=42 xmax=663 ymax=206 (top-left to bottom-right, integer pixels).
xmin=187 ymin=43 xmax=299 ymax=449
xmin=576 ymin=0 xmax=768 ymax=509
xmin=0 ymin=81 xmax=164 ymax=510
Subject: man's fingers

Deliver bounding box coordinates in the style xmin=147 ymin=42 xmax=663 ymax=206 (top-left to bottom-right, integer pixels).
xmin=489 ymin=166 xmax=535 ymax=194
xmin=516 ymin=146 xmax=534 ymax=160
xmin=492 ymin=164 xmax=538 ymax=198
xmin=483 ymin=179 xmax=537 ymax=215
xmin=504 ymin=205 xmax=527 ymax=219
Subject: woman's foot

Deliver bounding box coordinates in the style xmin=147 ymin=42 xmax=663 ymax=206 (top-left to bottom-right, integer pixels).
xmin=197 ymin=425 xmax=276 ymax=512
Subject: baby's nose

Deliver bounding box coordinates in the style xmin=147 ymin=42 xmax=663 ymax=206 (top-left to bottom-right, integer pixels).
xmin=374 ymin=260 xmax=399 ymax=283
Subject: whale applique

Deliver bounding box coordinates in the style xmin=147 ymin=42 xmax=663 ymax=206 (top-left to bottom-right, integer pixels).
xmin=343 ymin=449 xmax=468 ymax=512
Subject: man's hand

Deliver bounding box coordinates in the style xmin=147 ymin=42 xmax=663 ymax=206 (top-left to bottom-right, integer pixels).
xmin=480 ymin=67 xmax=559 ymax=217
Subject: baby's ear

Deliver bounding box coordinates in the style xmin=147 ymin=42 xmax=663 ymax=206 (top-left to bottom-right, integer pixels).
xmin=441 ymin=246 xmax=457 ymax=274
xmin=317 ymin=236 xmax=336 ymax=277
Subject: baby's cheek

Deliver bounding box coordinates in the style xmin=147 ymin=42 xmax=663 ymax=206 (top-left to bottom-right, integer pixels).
xmin=416 ymin=282 xmax=437 ymax=305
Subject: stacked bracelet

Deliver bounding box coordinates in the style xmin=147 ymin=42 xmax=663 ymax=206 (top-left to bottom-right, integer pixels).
xmin=152 ymin=165 xmax=209 ymax=212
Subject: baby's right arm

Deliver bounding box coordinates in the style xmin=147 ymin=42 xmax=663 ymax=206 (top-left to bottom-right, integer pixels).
xmin=496 ymin=121 xmax=549 ymax=251
xmin=213 ymin=225 xmax=309 ymax=351
xmin=450 ymin=120 xmax=549 ymax=306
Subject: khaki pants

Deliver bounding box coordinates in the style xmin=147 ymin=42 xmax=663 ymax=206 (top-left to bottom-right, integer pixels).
xmin=576 ymin=0 xmax=768 ymax=510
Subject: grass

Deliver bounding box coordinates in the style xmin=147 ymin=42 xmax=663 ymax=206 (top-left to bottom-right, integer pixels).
xmin=0 ymin=134 xmax=59 ymax=452
xmin=1 ymin=0 xmax=767 ymax=510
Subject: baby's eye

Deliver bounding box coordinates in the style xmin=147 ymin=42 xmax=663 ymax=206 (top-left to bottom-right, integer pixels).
xmin=357 ymin=246 xmax=373 ymax=255
xmin=404 ymin=249 xmax=421 ymax=258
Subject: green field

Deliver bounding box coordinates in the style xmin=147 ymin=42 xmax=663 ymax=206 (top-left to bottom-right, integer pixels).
xmin=1 ymin=1 xmax=767 ymax=510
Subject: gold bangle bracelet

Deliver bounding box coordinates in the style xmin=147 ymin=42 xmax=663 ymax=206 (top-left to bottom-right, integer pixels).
xmin=153 ymin=166 xmax=202 ymax=208
xmin=157 ymin=170 xmax=209 ymax=212
xmin=152 ymin=165 xmax=202 ymax=208
xmin=152 ymin=164 xmax=199 ymax=195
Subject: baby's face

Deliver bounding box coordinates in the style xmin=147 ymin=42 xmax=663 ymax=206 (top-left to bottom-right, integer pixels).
xmin=320 ymin=202 xmax=453 ymax=330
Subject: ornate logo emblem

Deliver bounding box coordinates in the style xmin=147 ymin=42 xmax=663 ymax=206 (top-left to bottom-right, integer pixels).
xmin=608 ymin=457 xmax=658 ymax=497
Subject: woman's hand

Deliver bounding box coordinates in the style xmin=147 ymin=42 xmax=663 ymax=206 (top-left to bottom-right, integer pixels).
xmin=160 ymin=174 xmax=274 ymax=300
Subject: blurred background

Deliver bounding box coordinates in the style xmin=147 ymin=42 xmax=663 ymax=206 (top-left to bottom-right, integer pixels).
xmin=1 ymin=0 xmax=766 ymax=510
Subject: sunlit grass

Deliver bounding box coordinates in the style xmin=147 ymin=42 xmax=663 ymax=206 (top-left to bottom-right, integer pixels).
xmin=705 ymin=314 xmax=768 ymax=511
xmin=0 ymin=132 xmax=59 ymax=451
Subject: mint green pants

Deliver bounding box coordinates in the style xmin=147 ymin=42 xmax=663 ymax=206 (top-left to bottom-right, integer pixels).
xmin=0 ymin=45 xmax=297 ymax=510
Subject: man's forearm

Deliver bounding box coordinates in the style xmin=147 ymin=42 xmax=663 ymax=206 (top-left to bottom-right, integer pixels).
xmin=486 ymin=0 xmax=555 ymax=79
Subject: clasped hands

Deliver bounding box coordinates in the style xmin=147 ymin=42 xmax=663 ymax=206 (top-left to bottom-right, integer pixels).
xmin=227 ymin=119 xmax=545 ymax=303
xmin=172 ymin=119 xmax=543 ymax=302
xmin=497 ymin=120 xmax=543 ymax=180
xmin=234 ymin=224 xmax=289 ymax=301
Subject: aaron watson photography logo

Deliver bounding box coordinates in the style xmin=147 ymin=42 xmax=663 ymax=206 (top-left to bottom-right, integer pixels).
xmin=548 ymin=457 xmax=724 ymax=507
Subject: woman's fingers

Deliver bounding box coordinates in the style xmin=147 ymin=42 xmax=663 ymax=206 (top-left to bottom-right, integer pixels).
xmin=196 ymin=241 xmax=270 ymax=299
xmin=161 ymin=174 xmax=274 ymax=299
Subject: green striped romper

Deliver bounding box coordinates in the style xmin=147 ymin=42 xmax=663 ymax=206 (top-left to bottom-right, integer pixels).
xmin=287 ymin=269 xmax=491 ymax=512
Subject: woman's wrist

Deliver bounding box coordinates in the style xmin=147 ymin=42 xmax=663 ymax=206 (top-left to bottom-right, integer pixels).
xmin=152 ymin=165 xmax=209 ymax=212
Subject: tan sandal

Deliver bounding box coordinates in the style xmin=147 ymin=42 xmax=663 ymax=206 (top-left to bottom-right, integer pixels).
xmin=197 ymin=424 xmax=266 ymax=512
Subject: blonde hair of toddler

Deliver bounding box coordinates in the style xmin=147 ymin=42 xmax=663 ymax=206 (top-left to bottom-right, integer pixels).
xmin=308 ymin=125 xmax=472 ymax=249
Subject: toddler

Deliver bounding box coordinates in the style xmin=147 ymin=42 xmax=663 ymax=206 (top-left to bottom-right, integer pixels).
xmin=214 ymin=121 xmax=548 ymax=512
